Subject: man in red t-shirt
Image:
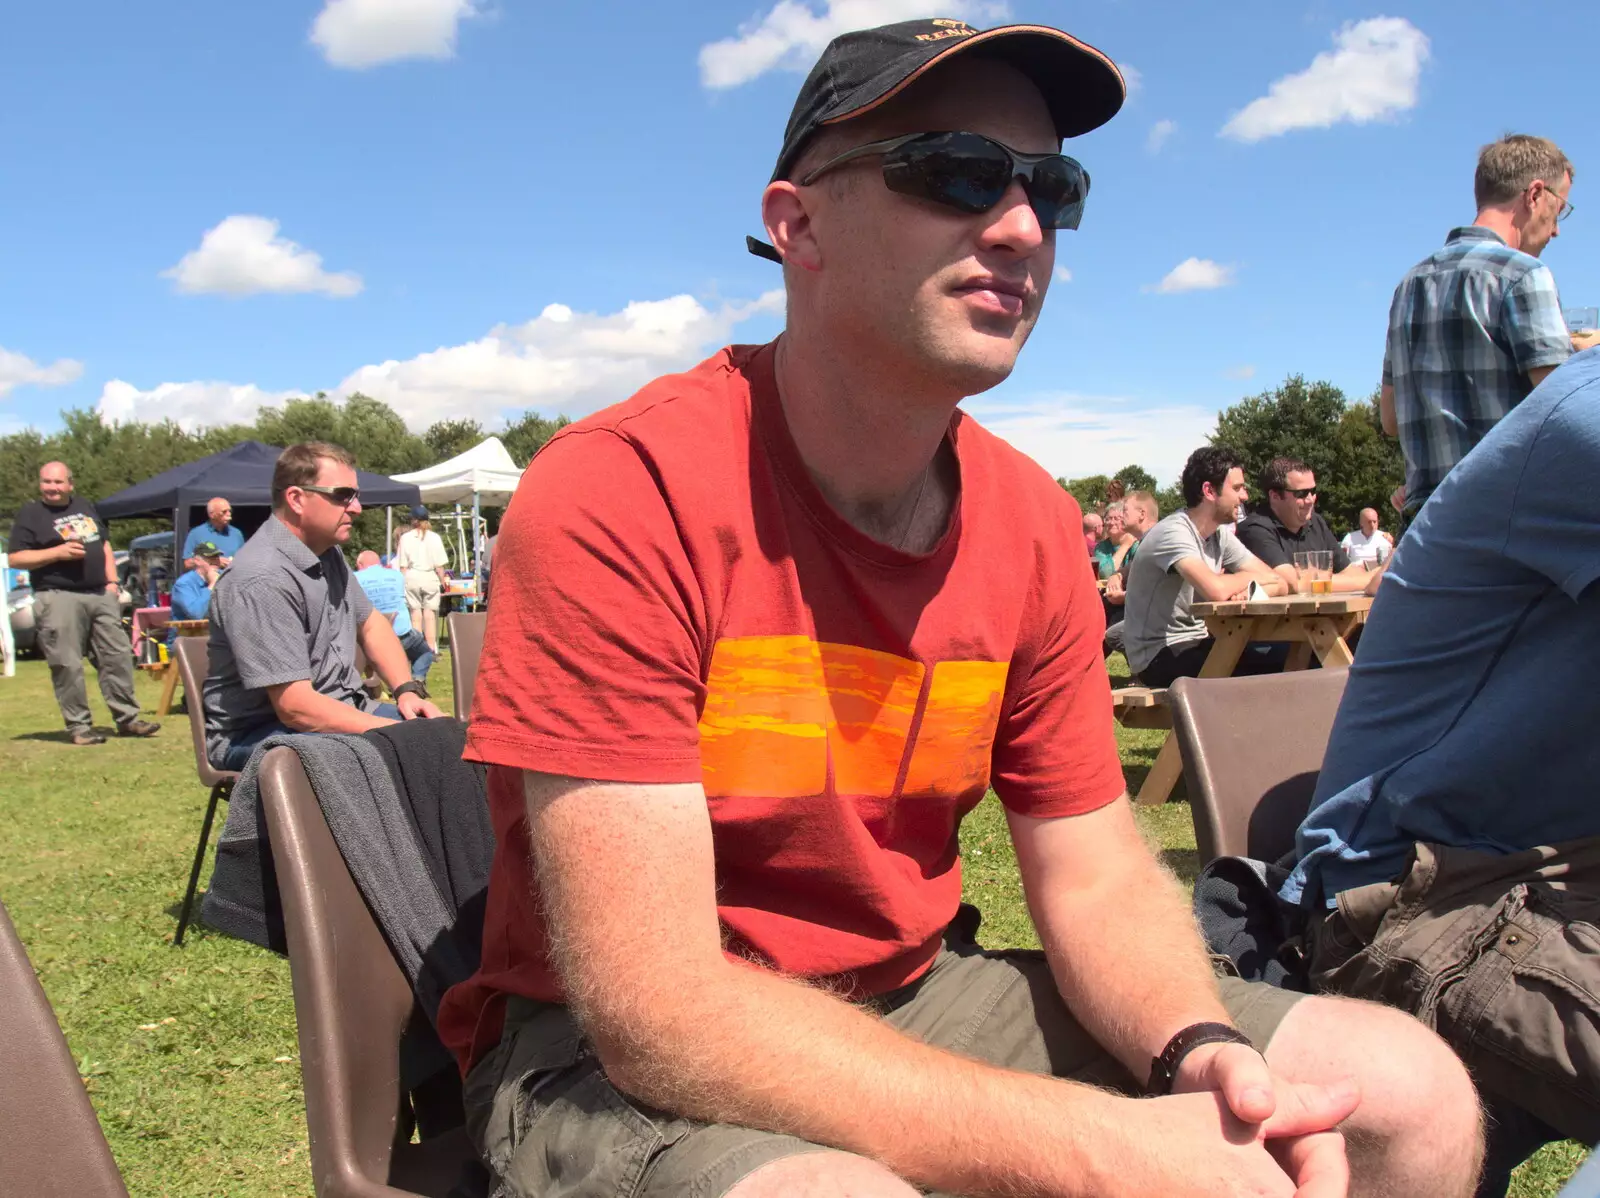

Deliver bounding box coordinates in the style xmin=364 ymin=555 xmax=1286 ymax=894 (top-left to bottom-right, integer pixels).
xmin=439 ymin=19 xmax=1482 ymax=1198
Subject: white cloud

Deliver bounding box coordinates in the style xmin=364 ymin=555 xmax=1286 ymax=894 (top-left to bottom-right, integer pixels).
xmin=95 ymin=289 xmax=787 ymax=432
xmin=96 ymin=380 xmax=301 ymax=431
xmin=310 ymin=0 xmax=477 ymax=69
xmin=1223 ymin=364 xmax=1257 ymax=381
xmin=334 ymin=291 xmax=786 ymax=426
xmin=1147 ymin=118 xmax=1176 ymax=154
xmin=1221 ymin=17 xmax=1429 ymax=143
xmin=1144 ymin=257 xmax=1236 ymax=295
xmin=1054 ymin=266 xmax=1073 ymax=284
xmin=162 ymin=215 xmax=363 ymax=299
xmin=1118 ymin=63 xmax=1141 ymax=94
xmin=0 ymin=347 xmax=83 ymax=398
xmin=699 ymin=1 xmax=1007 ymax=89
xmin=964 ymin=392 xmax=1216 ymax=486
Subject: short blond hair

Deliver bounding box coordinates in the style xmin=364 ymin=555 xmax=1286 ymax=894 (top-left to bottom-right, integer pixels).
xmin=1475 ymin=134 xmax=1573 ymax=208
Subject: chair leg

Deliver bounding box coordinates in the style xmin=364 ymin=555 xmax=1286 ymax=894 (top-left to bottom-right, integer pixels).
xmin=175 ymin=783 xmax=227 ymax=947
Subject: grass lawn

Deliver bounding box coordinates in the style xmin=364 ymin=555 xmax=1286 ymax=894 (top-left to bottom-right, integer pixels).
xmin=0 ymin=651 xmax=1585 ymax=1196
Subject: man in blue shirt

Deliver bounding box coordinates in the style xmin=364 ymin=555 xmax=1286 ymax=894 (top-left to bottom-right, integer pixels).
xmin=354 ymin=550 xmax=434 ymax=686
xmin=1380 ymin=134 xmax=1593 ymax=514
xmin=167 ymin=540 xmax=223 ymax=647
xmin=182 ymin=497 xmax=246 ymax=567
xmin=1285 ymin=349 xmax=1600 ymax=1170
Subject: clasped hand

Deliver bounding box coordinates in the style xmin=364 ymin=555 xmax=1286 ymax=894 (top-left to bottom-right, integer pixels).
xmin=1165 ymin=1042 xmax=1359 ymax=1197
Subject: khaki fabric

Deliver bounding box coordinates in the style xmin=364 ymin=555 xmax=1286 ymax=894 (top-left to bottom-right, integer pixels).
xmin=33 ymin=590 xmax=141 ymax=733
xmin=1310 ymin=837 xmax=1600 ymax=1143
xmin=464 ymin=943 xmax=1304 ymax=1198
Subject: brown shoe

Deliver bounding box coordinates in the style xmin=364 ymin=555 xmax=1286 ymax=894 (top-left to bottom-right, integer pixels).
xmin=116 ymin=719 xmax=161 ymax=738
xmin=70 ymin=731 xmax=107 ymax=746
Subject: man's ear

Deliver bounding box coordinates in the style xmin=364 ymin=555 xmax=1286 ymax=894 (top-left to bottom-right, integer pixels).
xmin=762 ymin=181 xmax=823 ymax=272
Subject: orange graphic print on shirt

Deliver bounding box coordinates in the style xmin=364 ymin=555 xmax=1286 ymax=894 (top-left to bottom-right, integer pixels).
xmin=697 ymin=636 xmax=1008 ymax=799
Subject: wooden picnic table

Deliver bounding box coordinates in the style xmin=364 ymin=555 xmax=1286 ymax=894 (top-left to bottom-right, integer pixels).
xmin=1132 ymin=594 xmax=1372 ymax=806
xmin=149 ymin=619 xmax=209 ymax=717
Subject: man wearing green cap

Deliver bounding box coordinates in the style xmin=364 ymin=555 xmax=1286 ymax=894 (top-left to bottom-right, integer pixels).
xmin=166 ymin=540 xmax=224 ymax=648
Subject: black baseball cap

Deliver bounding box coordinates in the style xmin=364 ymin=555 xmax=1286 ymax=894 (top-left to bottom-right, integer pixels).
xmin=748 ymin=18 xmax=1125 ymax=261
xmin=193 ymin=540 xmax=223 ymax=559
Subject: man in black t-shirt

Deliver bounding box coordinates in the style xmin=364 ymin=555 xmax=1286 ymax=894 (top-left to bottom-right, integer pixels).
xmin=1236 ymin=458 xmax=1384 ymax=596
xmin=7 ymin=461 xmax=158 ymax=745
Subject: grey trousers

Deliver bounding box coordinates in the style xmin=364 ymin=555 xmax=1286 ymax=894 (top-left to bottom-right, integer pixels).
xmin=33 ymin=590 xmax=141 ymax=733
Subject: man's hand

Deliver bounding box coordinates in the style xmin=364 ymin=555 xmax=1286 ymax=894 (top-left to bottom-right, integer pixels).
xmin=104 ymin=581 xmax=119 ymax=595
xmin=1134 ymin=1078 xmax=1357 ymax=1197
xmin=1104 ymin=572 xmax=1125 ymax=601
xmin=396 ymin=692 xmax=442 ymax=720
xmin=58 ymin=539 xmax=87 ymax=561
xmin=1571 ymin=329 xmax=1600 ymax=353
xmin=1389 ymin=484 xmax=1406 ymax=515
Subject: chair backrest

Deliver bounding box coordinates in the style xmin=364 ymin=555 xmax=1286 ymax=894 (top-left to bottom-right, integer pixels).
xmin=446 ymin=612 xmax=487 ymax=722
xmin=0 ymin=898 xmax=129 ymax=1198
xmin=257 ymin=748 xmax=472 ymax=1197
xmin=1168 ymin=669 xmax=1350 ymax=864
xmin=174 ymin=637 xmax=235 ymax=788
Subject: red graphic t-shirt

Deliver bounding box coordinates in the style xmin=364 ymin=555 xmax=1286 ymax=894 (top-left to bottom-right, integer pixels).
xmin=437 ymin=341 xmax=1125 ymax=1072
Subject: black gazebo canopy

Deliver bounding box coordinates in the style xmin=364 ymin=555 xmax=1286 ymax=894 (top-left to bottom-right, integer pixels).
xmin=98 ymin=440 xmax=421 ymax=554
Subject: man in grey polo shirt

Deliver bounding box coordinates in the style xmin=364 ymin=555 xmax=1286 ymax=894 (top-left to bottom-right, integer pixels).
xmin=204 ymin=441 xmax=442 ymax=770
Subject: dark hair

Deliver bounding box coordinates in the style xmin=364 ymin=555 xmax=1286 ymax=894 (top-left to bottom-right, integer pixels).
xmin=272 ymin=440 xmax=356 ymax=510
xmin=1260 ymin=457 xmax=1311 ymax=496
xmin=1181 ymin=445 xmax=1244 ymax=508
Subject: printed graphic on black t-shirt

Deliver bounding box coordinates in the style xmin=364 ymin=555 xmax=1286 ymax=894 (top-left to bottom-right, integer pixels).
xmin=7 ymin=497 xmax=109 ymax=592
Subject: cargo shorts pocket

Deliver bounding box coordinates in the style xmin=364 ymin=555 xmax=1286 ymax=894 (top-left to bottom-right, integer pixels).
xmin=477 ymin=1012 xmax=677 ymax=1198
xmin=1433 ymin=884 xmax=1600 ymax=1143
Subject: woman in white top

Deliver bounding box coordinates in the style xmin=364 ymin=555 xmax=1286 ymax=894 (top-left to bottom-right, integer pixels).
xmin=394 ymin=506 xmax=450 ymax=652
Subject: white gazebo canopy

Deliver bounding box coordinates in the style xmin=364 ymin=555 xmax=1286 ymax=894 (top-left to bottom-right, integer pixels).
xmin=391 ymin=436 xmax=523 ymax=506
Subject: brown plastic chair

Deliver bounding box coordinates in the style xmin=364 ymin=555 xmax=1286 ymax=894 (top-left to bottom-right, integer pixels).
xmin=257 ymin=747 xmax=475 ymax=1197
xmin=172 ymin=636 xmax=240 ymax=947
xmin=1167 ymin=669 xmax=1349 ymax=864
xmin=445 ymin=612 xmax=486 ymax=722
xmin=0 ymin=897 xmax=130 ymax=1197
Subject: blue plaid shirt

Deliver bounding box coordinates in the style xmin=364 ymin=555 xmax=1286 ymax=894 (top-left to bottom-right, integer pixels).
xmin=1383 ymin=226 xmax=1571 ymax=510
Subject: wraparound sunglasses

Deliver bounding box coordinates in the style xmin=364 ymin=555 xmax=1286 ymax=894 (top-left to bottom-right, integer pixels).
xmin=748 ymin=131 xmax=1090 ymax=263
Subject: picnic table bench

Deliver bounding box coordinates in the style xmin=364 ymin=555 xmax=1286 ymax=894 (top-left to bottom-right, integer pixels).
xmin=140 ymin=619 xmax=209 ymax=717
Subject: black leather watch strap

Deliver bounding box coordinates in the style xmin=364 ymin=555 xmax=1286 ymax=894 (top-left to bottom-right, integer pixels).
xmin=1147 ymin=1022 xmax=1255 ymax=1096
xmin=391 ymin=680 xmax=425 ymax=701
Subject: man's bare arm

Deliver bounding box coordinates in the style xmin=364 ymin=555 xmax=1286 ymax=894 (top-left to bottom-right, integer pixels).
xmin=1173 ymin=556 xmax=1251 ymax=603
xmin=103 ymin=541 xmax=118 ymax=593
xmin=1008 ymin=798 xmax=1229 ymax=1078
xmin=7 ymin=543 xmax=79 ymax=570
xmin=267 ymin=680 xmax=394 ymax=733
xmin=524 ymin=773 xmax=1346 ymax=1198
xmin=357 ymin=609 xmax=413 ymax=691
xmin=1378 ymin=384 xmax=1397 ymax=437
xmin=1527 ymin=364 xmax=1557 ymax=389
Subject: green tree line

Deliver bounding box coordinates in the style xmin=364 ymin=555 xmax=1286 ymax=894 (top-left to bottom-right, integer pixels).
xmin=0 ymin=394 xmax=568 ymax=555
xmin=1058 ymin=375 xmax=1404 ymax=538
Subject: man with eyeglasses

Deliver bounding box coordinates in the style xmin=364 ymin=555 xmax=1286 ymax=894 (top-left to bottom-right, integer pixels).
xmin=1381 ymin=134 xmax=1595 ymax=515
xmin=203 ymin=441 xmax=441 ymax=772
xmin=439 ymin=20 xmax=1480 ymax=1198
xmin=1236 ymin=459 xmax=1382 ymax=596
xmin=182 ymin=496 xmax=244 ymax=568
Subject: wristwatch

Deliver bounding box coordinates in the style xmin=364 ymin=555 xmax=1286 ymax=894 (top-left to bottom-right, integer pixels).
xmin=1147 ymin=1022 xmax=1255 ymax=1096
xmin=392 ymin=680 xmax=427 ymax=702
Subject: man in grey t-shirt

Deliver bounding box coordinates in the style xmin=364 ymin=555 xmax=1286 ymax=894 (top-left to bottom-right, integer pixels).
xmin=1122 ymin=447 xmax=1285 ymax=688
xmin=204 ymin=441 xmax=443 ymax=770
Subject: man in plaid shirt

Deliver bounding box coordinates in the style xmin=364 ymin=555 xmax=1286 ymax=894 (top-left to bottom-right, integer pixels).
xmin=1381 ymin=134 xmax=1596 ymax=513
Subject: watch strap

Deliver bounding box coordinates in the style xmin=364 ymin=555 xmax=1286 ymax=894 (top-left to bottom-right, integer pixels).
xmin=1147 ymin=1022 xmax=1254 ymax=1096
xmin=392 ymin=680 xmax=425 ymax=701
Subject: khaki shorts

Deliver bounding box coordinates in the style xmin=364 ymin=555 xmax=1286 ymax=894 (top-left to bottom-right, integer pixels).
xmin=1311 ymin=837 xmax=1600 ymax=1144
xmin=464 ymin=942 xmax=1304 ymax=1198
xmin=403 ymin=571 xmax=442 ymax=613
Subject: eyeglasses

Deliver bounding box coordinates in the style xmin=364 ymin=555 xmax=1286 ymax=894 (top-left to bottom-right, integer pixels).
xmin=1278 ymin=487 xmax=1318 ymax=499
xmin=1533 ymin=181 xmax=1575 ymax=223
xmin=798 ymin=131 xmax=1091 ymax=230
xmin=297 ymin=484 xmax=361 ymax=507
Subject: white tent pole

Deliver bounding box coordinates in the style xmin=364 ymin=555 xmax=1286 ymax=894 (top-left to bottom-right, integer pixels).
xmin=385 ymin=507 xmax=393 ymax=563
xmin=0 ymin=550 xmax=15 ymax=678
xmin=472 ymin=492 xmax=483 ymax=606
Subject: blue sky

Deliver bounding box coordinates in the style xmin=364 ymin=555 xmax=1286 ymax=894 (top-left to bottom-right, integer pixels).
xmin=3 ymin=0 xmax=1596 ymax=486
